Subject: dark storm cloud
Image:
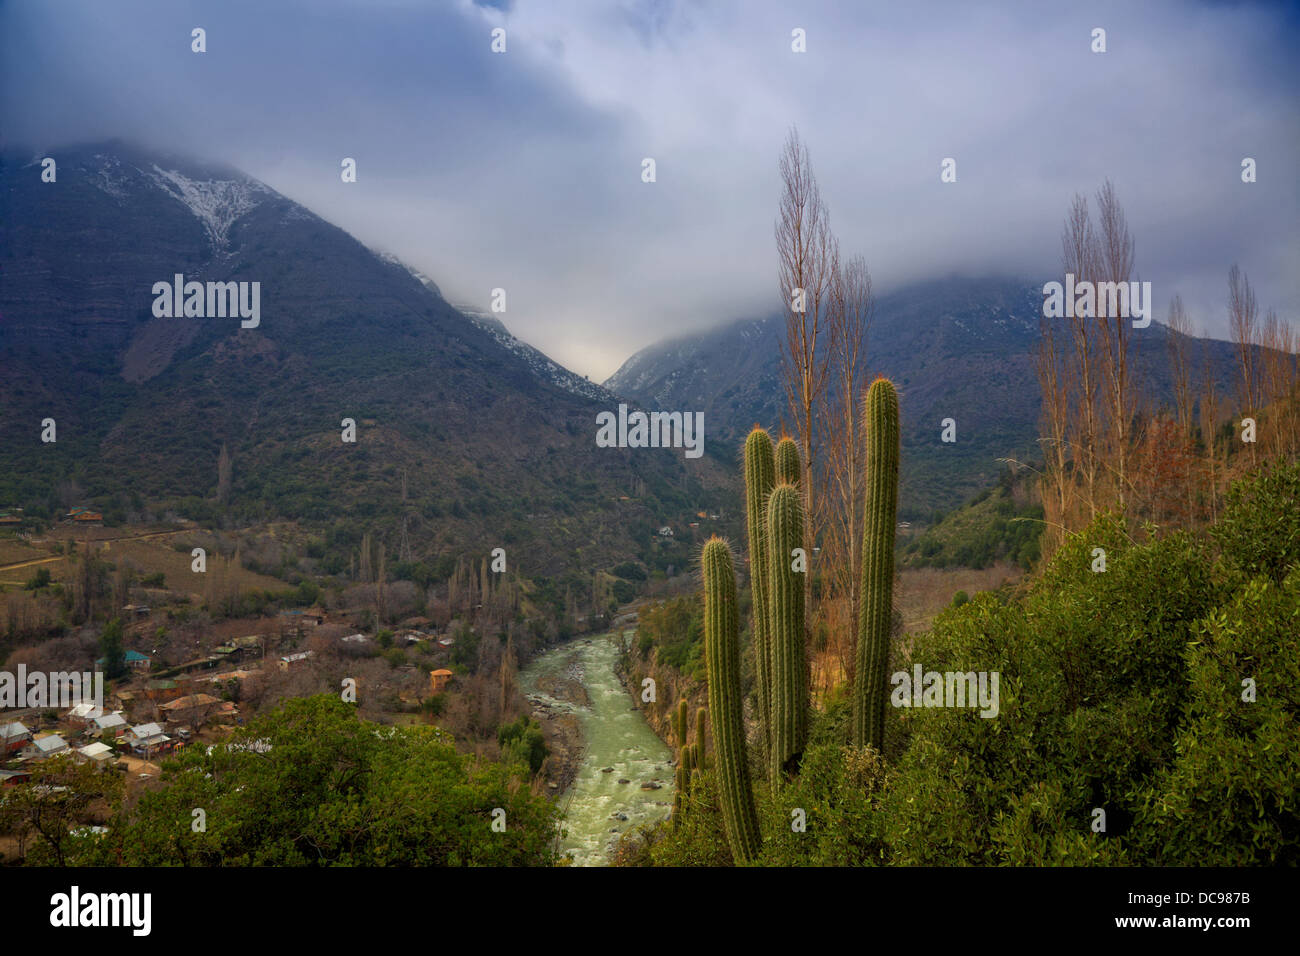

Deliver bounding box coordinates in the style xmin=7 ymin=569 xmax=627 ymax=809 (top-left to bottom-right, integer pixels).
xmin=2 ymin=0 xmax=1296 ymax=379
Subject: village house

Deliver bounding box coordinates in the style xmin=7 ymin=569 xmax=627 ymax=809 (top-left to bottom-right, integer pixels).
xmin=64 ymin=702 xmax=104 ymax=728
xmin=159 ymin=693 xmax=222 ymax=725
xmin=0 ymin=768 xmax=31 ymax=787
xmin=26 ymin=734 xmax=70 ymax=759
xmin=0 ymin=720 xmax=31 ymax=755
xmin=91 ymin=712 xmax=128 ymax=738
xmin=429 ymin=669 xmax=453 ymax=693
xmin=75 ymin=742 xmax=116 ymax=766
xmin=279 ymin=650 xmax=314 ymax=670
xmin=125 ymin=722 xmax=173 ymax=757
xmin=94 ymin=649 xmax=151 ymax=672
xmin=341 ymin=633 xmax=369 ymax=645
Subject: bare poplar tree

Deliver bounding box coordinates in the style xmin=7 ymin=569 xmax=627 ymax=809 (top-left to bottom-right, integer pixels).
xmin=1093 ymin=180 xmax=1136 ymax=507
xmin=1036 ymin=311 xmax=1071 ymax=553
xmin=1062 ymin=193 xmax=1102 ymax=523
xmin=823 ymin=252 xmax=872 ymax=681
xmin=775 ymin=127 xmax=834 ymax=543
xmin=1165 ymin=296 xmax=1194 ymax=439
xmin=1199 ymin=332 xmax=1223 ymax=523
xmin=1228 ymin=264 xmax=1259 ymax=465
xmin=1165 ymin=295 xmax=1196 ymax=519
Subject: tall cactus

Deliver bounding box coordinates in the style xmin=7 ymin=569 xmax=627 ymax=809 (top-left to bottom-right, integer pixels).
xmin=854 ymin=377 xmax=901 ymax=751
xmin=775 ymin=435 xmax=801 ymax=488
xmin=701 ymin=537 xmax=762 ymax=863
xmin=766 ymin=483 xmax=807 ymax=784
xmin=743 ymin=427 xmax=776 ymax=752
xmin=676 ymin=698 xmax=689 ymax=749
xmin=694 ymin=707 xmax=707 ymax=768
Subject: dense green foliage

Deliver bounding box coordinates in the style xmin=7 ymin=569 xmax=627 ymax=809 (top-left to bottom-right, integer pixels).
xmin=97 ymin=618 xmax=126 ymax=680
xmin=901 ymin=471 xmax=1044 ymax=571
xmin=623 ymin=463 xmax=1300 ymax=866
xmin=57 ymin=696 xmax=559 ymax=866
xmin=498 ymin=716 xmax=548 ymax=776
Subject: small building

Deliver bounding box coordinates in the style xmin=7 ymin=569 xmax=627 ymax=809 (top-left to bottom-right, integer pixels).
xmin=341 ymin=633 xmax=369 ymax=645
xmin=126 ymin=722 xmax=172 ymax=756
xmin=657 ymin=526 xmax=673 ymax=537
xmin=27 ymin=734 xmax=70 ymax=758
xmin=1 ymin=720 xmax=31 ymax=754
xmin=64 ymin=702 xmax=104 ymax=727
xmin=160 ymin=693 xmax=222 ymax=724
xmin=233 ymin=635 xmax=265 ymax=656
xmin=91 ymin=712 xmax=128 ymax=737
xmin=121 ymin=604 xmax=151 ymax=619
xmin=0 ymin=768 xmax=31 ymax=787
xmin=279 ymin=650 xmax=314 ymax=670
xmin=429 ymin=669 xmax=453 ymax=693
xmin=94 ymin=649 xmax=151 ymax=672
xmin=76 ymin=742 xmax=116 ymax=766
xmin=437 ymin=636 xmax=455 ymax=649
xmin=64 ymin=507 xmax=104 ymax=524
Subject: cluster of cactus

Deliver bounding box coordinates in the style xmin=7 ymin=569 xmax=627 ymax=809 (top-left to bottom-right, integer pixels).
xmin=745 ymin=428 xmax=808 ymax=785
xmin=671 ymin=698 xmax=709 ymax=820
xmin=698 ymin=377 xmax=900 ymax=862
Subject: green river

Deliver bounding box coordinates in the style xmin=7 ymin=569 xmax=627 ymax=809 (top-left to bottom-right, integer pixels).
xmin=519 ymin=630 xmax=675 ymax=866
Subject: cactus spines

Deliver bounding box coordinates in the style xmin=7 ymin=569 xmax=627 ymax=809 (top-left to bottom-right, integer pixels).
xmin=854 ymin=377 xmax=901 ymax=751
xmin=743 ymin=426 xmax=776 ymax=755
xmin=766 ymin=483 xmax=807 ymax=784
xmin=701 ymin=537 xmax=762 ymax=863
xmin=676 ymin=698 xmax=690 ymax=749
xmin=694 ymin=707 xmax=707 ymax=768
xmin=774 ymin=434 xmax=801 ymax=488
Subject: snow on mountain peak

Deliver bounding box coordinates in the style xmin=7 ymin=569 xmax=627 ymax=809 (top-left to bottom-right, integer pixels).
xmin=148 ymin=164 xmax=270 ymax=250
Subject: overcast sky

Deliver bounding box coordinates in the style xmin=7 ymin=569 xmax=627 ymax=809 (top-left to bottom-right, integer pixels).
xmin=3 ymin=0 xmax=1297 ymax=380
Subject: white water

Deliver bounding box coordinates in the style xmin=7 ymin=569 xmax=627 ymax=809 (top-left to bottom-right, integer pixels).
xmin=520 ymin=632 xmax=674 ymax=866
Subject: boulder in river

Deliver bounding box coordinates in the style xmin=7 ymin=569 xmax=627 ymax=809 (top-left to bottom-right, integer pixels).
xmin=601 ymin=767 xmax=615 ymax=773
xmin=618 ymin=779 xmax=631 ymax=785
xmin=640 ymin=781 xmax=662 ymax=791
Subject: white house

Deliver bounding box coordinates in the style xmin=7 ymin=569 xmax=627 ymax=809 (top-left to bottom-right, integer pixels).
xmin=27 ymin=734 xmax=70 ymax=758
xmin=76 ymin=742 xmax=115 ymax=765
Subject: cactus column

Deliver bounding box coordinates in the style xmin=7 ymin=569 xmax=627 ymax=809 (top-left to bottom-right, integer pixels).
xmin=743 ymin=427 xmax=776 ymax=753
xmin=702 ymin=537 xmax=762 ymax=863
xmin=775 ymin=435 xmax=801 ymax=488
xmin=854 ymin=377 xmax=901 ymax=751
xmin=766 ymin=483 xmax=808 ymax=784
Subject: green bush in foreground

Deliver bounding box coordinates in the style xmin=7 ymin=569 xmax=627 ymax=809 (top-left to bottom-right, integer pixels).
xmin=621 ymin=462 xmax=1300 ymax=866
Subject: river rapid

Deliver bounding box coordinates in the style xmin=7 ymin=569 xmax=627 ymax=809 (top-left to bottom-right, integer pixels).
xmin=519 ymin=631 xmax=674 ymax=866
